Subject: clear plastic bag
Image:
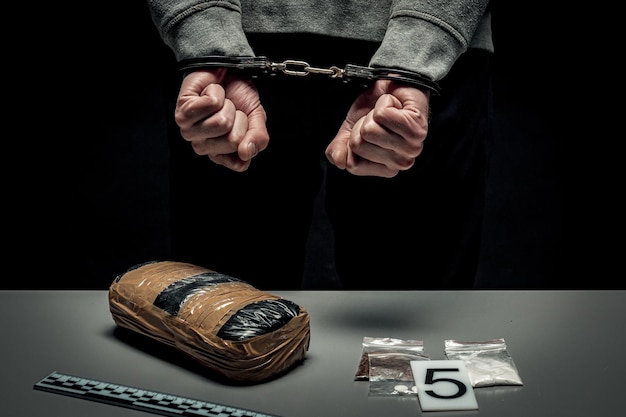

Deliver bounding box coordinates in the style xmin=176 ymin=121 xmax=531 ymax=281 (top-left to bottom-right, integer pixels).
xmin=368 ymin=350 xmax=430 ymax=396
xmin=353 ymin=337 xmax=429 ymax=396
xmin=444 ymin=338 xmax=523 ymax=387
xmin=355 ymin=337 xmax=427 ymax=381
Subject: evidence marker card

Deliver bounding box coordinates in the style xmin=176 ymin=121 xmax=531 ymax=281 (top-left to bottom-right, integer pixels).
xmin=410 ymin=360 xmax=478 ymax=411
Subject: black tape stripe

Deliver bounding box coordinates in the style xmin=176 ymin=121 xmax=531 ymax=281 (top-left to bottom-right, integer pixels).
xmin=216 ymin=299 xmax=301 ymax=341
xmin=153 ymin=272 xmax=244 ymax=316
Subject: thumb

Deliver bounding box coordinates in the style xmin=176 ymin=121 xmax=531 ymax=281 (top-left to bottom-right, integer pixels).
xmin=181 ymin=68 xmax=227 ymax=96
xmin=326 ymin=122 xmax=351 ymax=170
xmin=238 ymin=106 xmax=270 ymax=161
xmin=377 ymin=93 xmax=402 ymax=111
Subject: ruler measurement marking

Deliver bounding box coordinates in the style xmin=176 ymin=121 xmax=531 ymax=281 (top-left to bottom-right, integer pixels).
xmin=34 ymin=371 xmax=280 ymax=417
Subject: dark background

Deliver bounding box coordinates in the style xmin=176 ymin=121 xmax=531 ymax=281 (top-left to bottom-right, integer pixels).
xmin=4 ymin=3 xmax=617 ymax=289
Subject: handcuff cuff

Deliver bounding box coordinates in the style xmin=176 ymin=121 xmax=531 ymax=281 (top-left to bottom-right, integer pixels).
xmin=178 ymin=56 xmax=441 ymax=95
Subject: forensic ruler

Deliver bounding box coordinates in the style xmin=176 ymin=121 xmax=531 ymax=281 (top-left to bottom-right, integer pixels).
xmin=34 ymin=371 xmax=281 ymax=417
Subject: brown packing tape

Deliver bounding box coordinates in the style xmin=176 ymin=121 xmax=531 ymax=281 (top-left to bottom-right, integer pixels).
xmin=112 ymin=261 xmax=216 ymax=301
xmin=175 ymin=314 xmax=310 ymax=380
xmin=108 ymin=261 xmax=310 ymax=383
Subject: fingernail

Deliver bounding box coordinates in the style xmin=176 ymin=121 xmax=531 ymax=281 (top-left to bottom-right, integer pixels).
xmin=248 ymin=142 xmax=257 ymax=157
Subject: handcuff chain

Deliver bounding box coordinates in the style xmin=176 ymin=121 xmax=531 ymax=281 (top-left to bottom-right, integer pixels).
xmin=269 ymin=60 xmax=345 ymax=79
xmin=177 ymin=55 xmax=441 ymax=95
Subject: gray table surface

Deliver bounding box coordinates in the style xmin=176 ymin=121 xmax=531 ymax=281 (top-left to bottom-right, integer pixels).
xmin=2 ymin=290 xmax=624 ymax=417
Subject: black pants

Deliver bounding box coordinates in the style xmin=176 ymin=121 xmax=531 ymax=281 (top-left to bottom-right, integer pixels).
xmin=166 ymin=35 xmax=492 ymax=290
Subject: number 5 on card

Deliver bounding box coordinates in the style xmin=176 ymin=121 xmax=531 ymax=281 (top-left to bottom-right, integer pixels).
xmin=410 ymin=360 xmax=478 ymax=411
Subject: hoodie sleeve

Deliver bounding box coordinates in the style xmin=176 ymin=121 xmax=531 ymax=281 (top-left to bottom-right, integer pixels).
xmin=370 ymin=0 xmax=490 ymax=81
xmin=147 ymin=0 xmax=254 ymax=61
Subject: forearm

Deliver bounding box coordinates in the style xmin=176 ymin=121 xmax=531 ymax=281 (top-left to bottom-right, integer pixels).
xmin=147 ymin=0 xmax=254 ymax=61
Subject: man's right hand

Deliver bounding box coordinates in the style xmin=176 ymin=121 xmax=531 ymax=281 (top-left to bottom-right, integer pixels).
xmin=174 ymin=69 xmax=269 ymax=172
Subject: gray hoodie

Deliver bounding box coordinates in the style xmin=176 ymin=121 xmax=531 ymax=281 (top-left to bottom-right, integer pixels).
xmin=147 ymin=0 xmax=492 ymax=81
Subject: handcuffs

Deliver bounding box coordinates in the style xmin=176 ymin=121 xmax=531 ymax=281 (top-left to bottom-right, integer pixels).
xmin=178 ymin=56 xmax=441 ymax=95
